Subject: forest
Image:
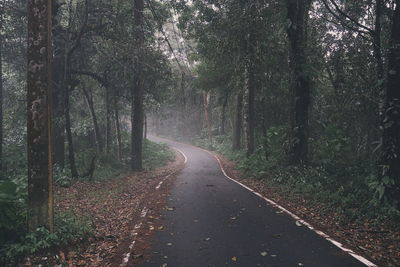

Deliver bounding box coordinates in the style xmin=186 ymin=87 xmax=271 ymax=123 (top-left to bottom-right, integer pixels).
xmin=0 ymin=0 xmax=400 ymax=266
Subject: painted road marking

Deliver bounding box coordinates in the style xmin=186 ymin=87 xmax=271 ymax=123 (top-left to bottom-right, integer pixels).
xmin=173 ymin=147 xmax=188 ymax=164
xmin=120 ymin=206 xmax=148 ymax=267
xmin=121 ymin=149 xmax=188 ymax=266
xmin=199 ymin=148 xmax=377 ymax=267
xmin=151 ymin=136 xmax=376 ymax=266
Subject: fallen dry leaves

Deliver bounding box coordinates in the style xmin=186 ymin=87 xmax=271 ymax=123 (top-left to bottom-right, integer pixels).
xmin=22 ymin=151 xmax=184 ymax=267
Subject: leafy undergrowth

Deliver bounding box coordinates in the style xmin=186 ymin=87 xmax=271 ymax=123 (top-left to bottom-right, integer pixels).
xmin=55 ymin=139 xmax=175 ymax=187
xmin=142 ymin=139 xmax=175 ymax=170
xmin=10 ymin=149 xmax=184 ymax=266
xmin=193 ymin=135 xmax=400 ymax=266
xmin=0 ymin=212 xmax=91 ymax=266
xmin=0 ymin=140 xmax=176 ymax=266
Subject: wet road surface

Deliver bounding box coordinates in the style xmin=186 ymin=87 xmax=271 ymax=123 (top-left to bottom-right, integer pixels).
xmin=141 ymin=136 xmax=370 ymax=267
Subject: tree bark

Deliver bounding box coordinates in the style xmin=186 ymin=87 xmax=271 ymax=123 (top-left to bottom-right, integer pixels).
xmin=27 ymin=0 xmax=54 ymax=232
xmin=81 ymin=87 xmax=103 ymax=153
xmin=374 ymin=0 xmax=384 ymax=85
xmin=131 ymin=0 xmax=145 ymax=171
xmin=381 ymin=0 xmax=400 ymax=204
xmin=144 ymin=113 xmax=147 ymax=140
xmin=203 ymin=91 xmax=212 ymax=142
xmin=244 ymin=53 xmax=256 ymax=156
xmin=286 ymin=0 xmax=312 ymax=165
xmin=64 ymin=60 xmax=78 ymax=178
xmin=105 ymin=85 xmax=111 ymax=154
xmin=180 ymin=72 xmax=186 ymax=138
xmin=0 ymin=1 xmax=3 ymax=174
xmin=114 ymin=91 xmax=122 ymax=161
xmin=52 ymin=0 xmax=65 ymax=169
xmin=220 ymin=92 xmax=228 ymax=135
xmin=233 ymin=91 xmax=243 ymax=150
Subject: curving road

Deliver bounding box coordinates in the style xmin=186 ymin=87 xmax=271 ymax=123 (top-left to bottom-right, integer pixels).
xmin=141 ymin=136 xmax=372 ymax=267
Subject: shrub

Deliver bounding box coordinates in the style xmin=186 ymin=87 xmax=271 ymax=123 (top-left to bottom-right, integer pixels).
xmin=0 ymin=212 xmax=92 ymax=264
xmin=143 ymin=139 xmax=175 ymax=170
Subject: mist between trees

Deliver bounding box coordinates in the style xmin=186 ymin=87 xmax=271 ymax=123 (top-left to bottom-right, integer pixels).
xmin=0 ymin=0 xmax=399 ymax=252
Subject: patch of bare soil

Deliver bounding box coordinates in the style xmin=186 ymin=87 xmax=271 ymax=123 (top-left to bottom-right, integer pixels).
xmin=215 ymin=153 xmax=400 ymax=267
xmin=24 ymin=151 xmax=184 ymax=267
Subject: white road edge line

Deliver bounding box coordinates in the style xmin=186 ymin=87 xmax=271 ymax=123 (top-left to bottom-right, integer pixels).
xmin=173 ymin=147 xmax=188 ymax=164
xmin=151 ymin=136 xmax=376 ymax=266
xmin=121 ymin=146 xmax=188 ymax=266
xmin=120 ymin=206 xmax=148 ymax=267
xmin=199 ymin=148 xmax=377 ymax=267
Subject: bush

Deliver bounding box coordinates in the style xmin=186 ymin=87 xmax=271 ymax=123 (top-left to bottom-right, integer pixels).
xmin=1 ymin=212 xmax=92 ymax=264
xmin=54 ymin=165 xmax=73 ymax=187
xmin=0 ymin=176 xmax=27 ymax=246
xmin=143 ymin=139 xmax=175 ymax=170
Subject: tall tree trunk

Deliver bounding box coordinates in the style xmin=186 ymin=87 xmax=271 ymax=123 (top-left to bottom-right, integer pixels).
xmin=52 ymin=0 xmax=65 ymax=169
xmin=286 ymin=0 xmax=312 ymax=165
xmin=233 ymin=91 xmax=243 ymax=150
xmin=144 ymin=113 xmax=147 ymax=140
xmin=114 ymin=91 xmax=122 ymax=161
xmin=0 ymin=1 xmax=3 ymax=175
xmin=105 ymin=85 xmax=111 ymax=154
xmin=81 ymin=87 xmax=103 ymax=153
xmin=381 ymin=0 xmax=400 ymax=205
xmin=64 ymin=59 xmax=78 ymax=178
xmin=180 ymin=73 xmax=186 ymax=138
xmin=203 ymin=91 xmax=212 ymax=142
xmin=27 ymin=0 xmax=54 ymax=232
xmin=244 ymin=50 xmax=256 ymax=156
xmin=374 ymin=0 xmax=384 ymax=86
xmin=131 ymin=0 xmax=145 ymax=171
xmin=220 ymin=92 xmax=228 ymax=135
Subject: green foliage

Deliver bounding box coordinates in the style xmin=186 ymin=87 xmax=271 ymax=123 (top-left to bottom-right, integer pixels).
xmin=0 ymin=212 xmax=92 ymax=264
xmin=143 ymin=139 xmax=175 ymax=170
xmin=0 ymin=176 xmax=27 ymax=246
xmin=54 ymin=165 xmax=73 ymax=187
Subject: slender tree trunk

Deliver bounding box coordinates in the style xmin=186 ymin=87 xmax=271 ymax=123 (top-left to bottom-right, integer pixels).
xmin=27 ymin=0 xmax=54 ymax=232
xmin=233 ymin=91 xmax=243 ymax=150
xmin=64 ymin=59 xmax=78 ymax=178
xmin=286 ymin=0 xmax=312 ymax=165
xmin=131 ymin=0 xmax=145 ymax=171
xmin=144 ymin=113 xmax=147 ymax=140
xmin=52 ymin=0 xmax=65 ymax=168
xmin=105 ymin=86 xmax=111 ymax=154
xmin=374 ymin=0 xmax=384 ymax=86
xmin=203 ymin=91 xmax=212 ymax=142
xmin=114 ymin=92 xmax=122 ymax=161
xmin=381 ymin=0 xmax=400 ymax=204
xmin=244 ymin=52 xmax=256 ymax=156
xmin=220 ymin=92 xmax=228 ymax=135
xmin=0 ymin=1 xmax=3 ymax=175
xmin=81 ymin=87 xmax=103 ymax=153
xmin=180 ymin=73 xmax=186 ymax=138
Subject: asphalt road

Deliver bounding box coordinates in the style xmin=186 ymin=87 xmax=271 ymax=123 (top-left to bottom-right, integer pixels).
xmin=141 ymin=136 xmax=368 ymax=267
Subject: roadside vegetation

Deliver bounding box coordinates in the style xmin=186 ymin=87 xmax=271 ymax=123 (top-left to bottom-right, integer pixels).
xmin=0 ymin=136 xmax=174 ymax=265
xmin=194 ymin=135 xmax=400 ymax=224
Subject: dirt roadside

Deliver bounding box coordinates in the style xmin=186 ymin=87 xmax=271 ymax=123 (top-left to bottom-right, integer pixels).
xmin=22 ymin=151 xmax=184 ymax=266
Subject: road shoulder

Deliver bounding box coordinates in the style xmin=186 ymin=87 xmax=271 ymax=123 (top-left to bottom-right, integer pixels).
xmin=214 ymin=152 xmax=399 ymax=266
